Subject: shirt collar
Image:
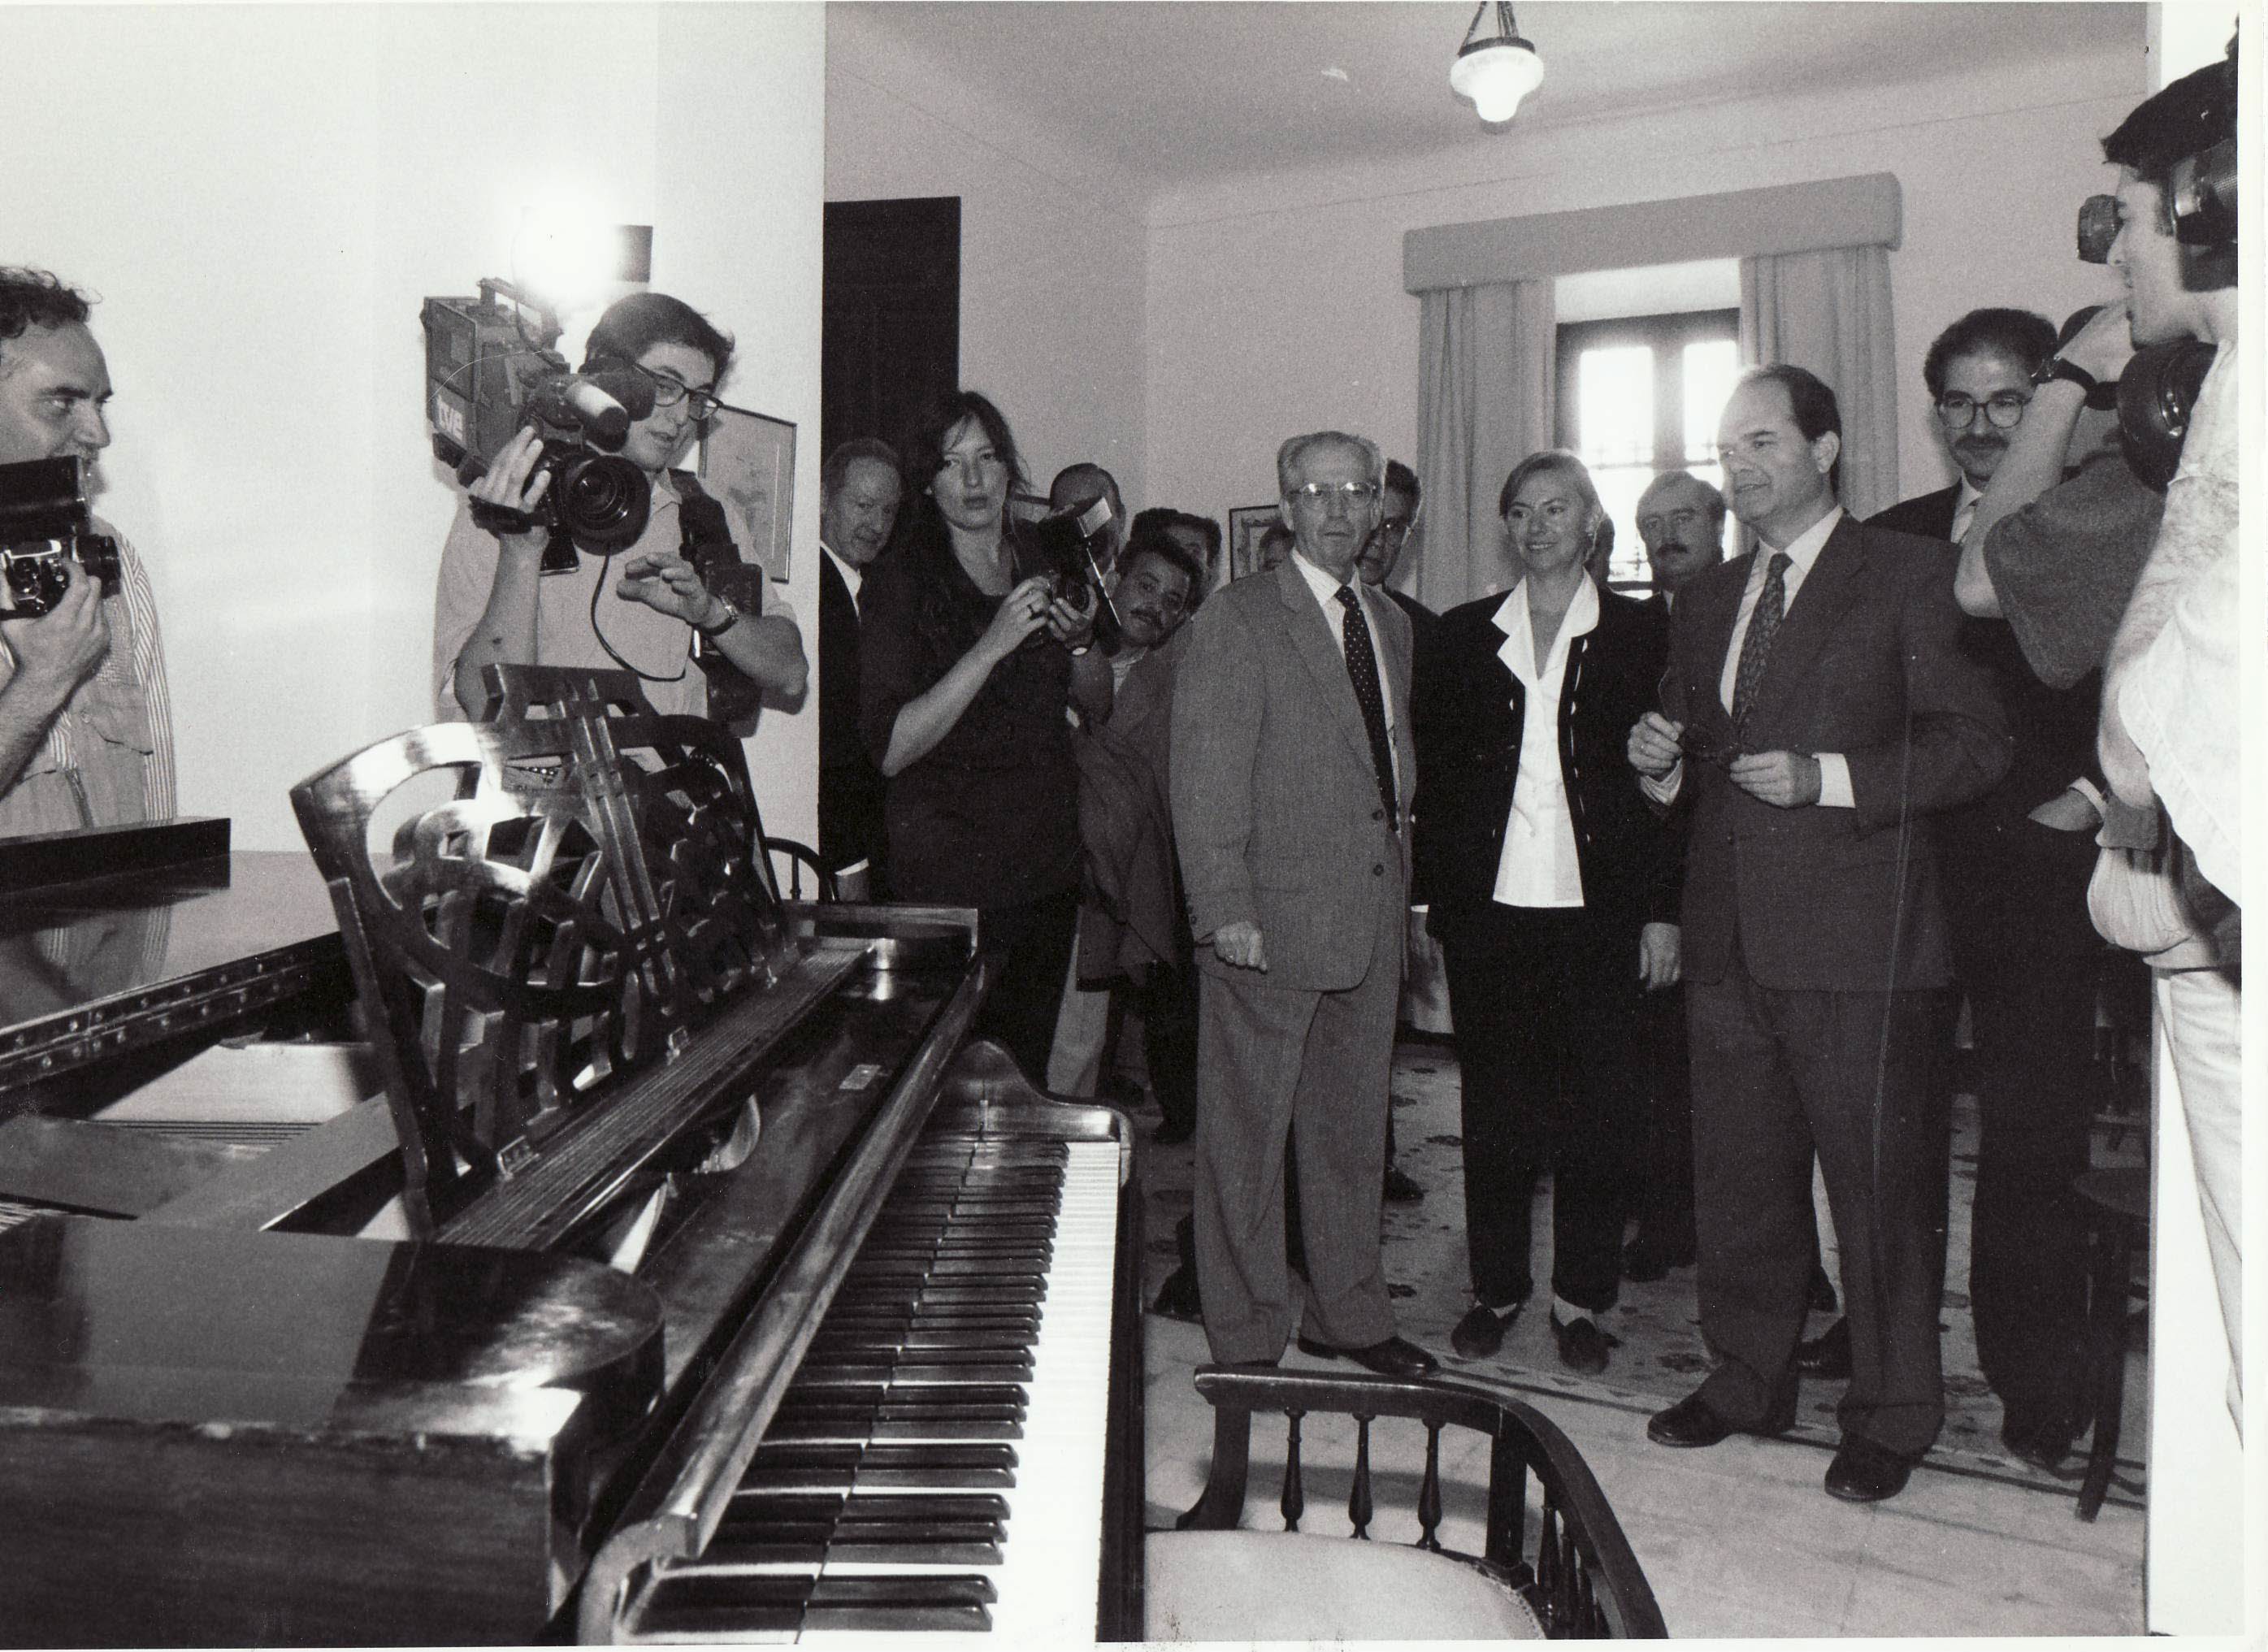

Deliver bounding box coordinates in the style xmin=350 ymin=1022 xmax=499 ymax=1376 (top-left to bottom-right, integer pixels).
xmin=1756 ymin=504 xmax=1843 ymax=576
xmin=1490 ymin=573 xmax=1600 ymax=642
xmin=1291 ymin=548 xmax=1360 ymax=607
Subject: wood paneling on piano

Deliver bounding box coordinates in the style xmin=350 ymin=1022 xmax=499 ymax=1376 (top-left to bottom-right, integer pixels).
xmin=0 ymin=670 xmax=1143 ymax=1645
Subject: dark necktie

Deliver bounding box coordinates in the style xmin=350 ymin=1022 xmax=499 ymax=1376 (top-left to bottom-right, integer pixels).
xmin=1335 ymin=586 xmax=1398 ymax=829
xmin=1730 ymin=552 xmax=1793 ymax=730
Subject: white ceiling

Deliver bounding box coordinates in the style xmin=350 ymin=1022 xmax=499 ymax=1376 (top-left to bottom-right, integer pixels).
xmin=840 ymin=2 xmax=2147 ymax=191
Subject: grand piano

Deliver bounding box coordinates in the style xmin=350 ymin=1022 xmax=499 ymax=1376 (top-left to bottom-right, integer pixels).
xmin=0 ymin=669 xmax=1144 ymax=1645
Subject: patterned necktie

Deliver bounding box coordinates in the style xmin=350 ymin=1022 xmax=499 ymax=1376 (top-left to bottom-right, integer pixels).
xmin=1730 ymin=552 xmax=1793 ymax=730
xmin=1335 ymin=586 xmax=1399 ymax=829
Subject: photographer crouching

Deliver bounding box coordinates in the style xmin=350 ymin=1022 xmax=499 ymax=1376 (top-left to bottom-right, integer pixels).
xmin=0 ymin=268 xmax=172 ymax=839
xmin=433 ymin=291 xmax=805 ymax=721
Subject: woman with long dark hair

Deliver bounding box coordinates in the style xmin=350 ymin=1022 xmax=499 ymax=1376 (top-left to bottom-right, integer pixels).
xmin=857 ymin=390 xmax=1112 ymax=1077
xmin=1411 ymin=449 xmax=1680 ymax=1375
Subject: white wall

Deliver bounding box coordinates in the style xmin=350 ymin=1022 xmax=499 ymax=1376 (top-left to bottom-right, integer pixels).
xmin=5 ymin=2 xmax=825 ymax=851
xmin=825 ymin=8 xmax=1149 ymax=506
xmin=1143 ymin=41 xmax=2153 ymax=544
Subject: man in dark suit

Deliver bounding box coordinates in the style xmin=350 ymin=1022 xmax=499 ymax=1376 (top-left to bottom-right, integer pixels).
xmin=1628 ymin=366 xmax=2010 ymax=1502
xmin=817 ymin=439 xmax=901 ymax=899
xmin=1171 ymin=429 xmax=1434 ymax=1377
xmin=1845 ymin=311 xmax=2109 ymax=1470
xmin=1618 ymin=469 xmax=1728 ymax=1285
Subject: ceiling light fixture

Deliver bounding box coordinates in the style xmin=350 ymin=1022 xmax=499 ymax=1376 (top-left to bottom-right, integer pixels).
xmin=1449 ymin=0 xmax=1544 ymax=124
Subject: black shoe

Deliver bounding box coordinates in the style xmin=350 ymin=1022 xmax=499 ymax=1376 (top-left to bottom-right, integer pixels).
xmin=1450 ymin=1300 xmax=1522 ymax=1359
xmin=1622 ymin=1234 xmax=1695 ymax=1283
xmin=1150 ymin=1266 xmax=1202 ymax=1324
xmin=1807 ymin=1264 xmax=1839 ymax=1315
xmin=1551 ymin=1312 xmax=1615 ymax=1375
xmin=1824 ymin=1435 xmax=1914 ymax=1502
xmin=1647 ymin=1388 xmax=1796 ymax=1448
xmin=1295 ymin=1333 xmax=1438 ymax=1378
xmin=2000 ymin=1409 xmax=2080 ymax=1473
xmin=1151 ymin=1117 xmax=1195 ymax=1146
xmin=1794 ymin=1316 xmax=1851 ymax=1379
xmin=1381 ymin=1164 xmax=1425 ymax=1203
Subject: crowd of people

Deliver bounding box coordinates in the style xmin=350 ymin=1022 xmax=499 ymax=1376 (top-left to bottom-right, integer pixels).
xmin=0 ymin=40 xmax=2233 ymax=1522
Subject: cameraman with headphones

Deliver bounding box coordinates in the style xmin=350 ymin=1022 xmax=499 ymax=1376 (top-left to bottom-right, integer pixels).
xmin=1954 ymin=45 xmax=2240 ymax=1420
xmin=433 ymin=291 xmax=805 ymax=722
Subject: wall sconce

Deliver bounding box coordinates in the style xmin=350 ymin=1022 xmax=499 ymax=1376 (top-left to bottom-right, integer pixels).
xmin=1450 ymin=0 xmax=1544 ymax=125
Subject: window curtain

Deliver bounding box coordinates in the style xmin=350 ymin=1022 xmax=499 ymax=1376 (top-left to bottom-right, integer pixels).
xmin=1410 ymin=279 xmax=1555 ymax=613
xmin=1740 ymin=245 xmax=1900 ymax=521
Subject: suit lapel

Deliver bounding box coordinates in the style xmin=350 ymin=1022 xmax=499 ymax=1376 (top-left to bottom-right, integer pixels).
xmin=1275 ymin=558 xmax=1385 ymax=787
xmin=1749 ymin=518 xmax=1870 ymax=721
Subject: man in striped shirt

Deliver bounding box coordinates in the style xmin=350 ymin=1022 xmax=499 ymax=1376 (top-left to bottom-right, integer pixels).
xmin=0 ymin=268 xmax=172 ymax=839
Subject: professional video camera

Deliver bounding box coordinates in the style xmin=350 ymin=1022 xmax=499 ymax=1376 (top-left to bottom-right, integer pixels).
xmin=422 ymin=279 xmax=657 ymax=573
xmin=1028 ymin=493 xmax=1123 ymax=652
xmin=0 ymin=457 xmax=121 ymax=618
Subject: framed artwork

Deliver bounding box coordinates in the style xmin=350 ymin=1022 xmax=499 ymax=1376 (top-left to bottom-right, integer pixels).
xmin=1226 ymin=504 xmax=1284 ymax=585
xmin=699 ymin=405 xmax=796 ymax=583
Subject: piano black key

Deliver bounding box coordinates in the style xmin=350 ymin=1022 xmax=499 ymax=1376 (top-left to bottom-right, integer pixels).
xmin=638 ymin=1570 xmax=998 ymax=1637
xmin=800 ymin=1576 xmax=998 ymax=1632
xmin=744 ymin=1441 xmax=1019 ymax=1489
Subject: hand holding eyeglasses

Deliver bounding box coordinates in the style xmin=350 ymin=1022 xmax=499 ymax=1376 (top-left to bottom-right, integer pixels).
xmin=1627 ymin=711 xmax=1685 ymax=778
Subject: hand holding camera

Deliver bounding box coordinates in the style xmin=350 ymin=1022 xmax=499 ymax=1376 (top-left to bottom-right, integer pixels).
xmin=0 ymin=563 xmax=111 ymax=699
xmin=465 ymin=427 xmax=557 ymax=551
xmin=979 ymin=576 xmax=1060 ymax=665
xmin=614 ymin=552 xmax=718 ymax=627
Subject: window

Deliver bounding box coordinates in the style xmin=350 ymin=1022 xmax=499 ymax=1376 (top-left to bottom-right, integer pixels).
xmin=1554 ymin=309 xmax=1740 ymax=591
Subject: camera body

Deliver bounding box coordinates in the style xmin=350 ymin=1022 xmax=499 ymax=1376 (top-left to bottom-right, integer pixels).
xmin=422 ymin=283 xmax=653 ymax=567
xmin=1028 ymin=494 xmax=1123 ymax=652
xmin=0 ymin=457 xmax=122 ymax=618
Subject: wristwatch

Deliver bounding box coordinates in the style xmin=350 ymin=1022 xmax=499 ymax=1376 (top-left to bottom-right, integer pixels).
xmin=2032 ymin=354 xmax=2118 ymax=410
xmin=695 ymin=596 xmax=742 ymax=640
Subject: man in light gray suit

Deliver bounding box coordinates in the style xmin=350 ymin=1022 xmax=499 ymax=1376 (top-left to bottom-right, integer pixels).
xmin=1170 ymin=430 xmax=1437 ymax=1377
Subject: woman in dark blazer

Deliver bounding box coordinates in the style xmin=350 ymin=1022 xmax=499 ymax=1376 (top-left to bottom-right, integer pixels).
xmin=1411 ymin=449 xmax=1681 ymax=1374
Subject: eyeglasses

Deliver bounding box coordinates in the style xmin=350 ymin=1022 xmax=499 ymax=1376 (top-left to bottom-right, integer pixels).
xmin=1935 ymin=392 xmax=2031 ymax=431
xmin=1287 ymin=480 xmax=1381 ymax=509
xmin=639 ymin=366 xmax=723 ymax=422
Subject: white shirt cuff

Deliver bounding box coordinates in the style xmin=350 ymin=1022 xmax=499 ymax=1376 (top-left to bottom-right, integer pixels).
xmin=2069 ymin=776 xmax=2108 ymax=817
xmin=1815 ymin=753 xmax=1854 ymax=808
xmin=1640 ymin=761 xmax=1684 ymax=805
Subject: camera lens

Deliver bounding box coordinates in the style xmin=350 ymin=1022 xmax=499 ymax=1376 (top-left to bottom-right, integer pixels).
xmin=553 ymin=451 xmax=653 ymax=553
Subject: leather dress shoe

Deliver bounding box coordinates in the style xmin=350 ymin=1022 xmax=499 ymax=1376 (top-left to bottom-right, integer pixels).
xmin=1647 ymin=1388 xmax=1795 ymax=1448
xmin=1295 ymin=1333 xmax=1439 ymax=1378
xmin=2000 ymin=1409 xmax=2080 ymax=1473
xmin=1795 ymin=1316 xmax=1851 ymax=1380
xmin=1551 ymin=1313 xmax=1615 ymax=1375
xmin=1449 ymin=1300 xmax=1523 ymax=1359
xmin=1824 ymin=1435 xmax=1914 ymax=1502
xmin=1381 ymin=1164 xmax=1425 ymax=1203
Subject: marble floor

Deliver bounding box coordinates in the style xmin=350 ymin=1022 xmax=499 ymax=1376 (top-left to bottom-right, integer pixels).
xmin=1130 ymin=1038 xmax=2149 ymax=1639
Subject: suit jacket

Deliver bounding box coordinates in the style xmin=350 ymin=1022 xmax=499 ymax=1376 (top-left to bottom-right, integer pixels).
xmin=1171 ymin=557 xmax=1414 ymax=992
xmin=1868 ymin=483 xmax=1960 ymax=542
xmin=1076 ymin=625 xmax=1191 ymax=979
xmin=1660 ymin=516 xmax=2010 ymax=993
xmin=1413 ymin=583 xmax=1679 ymax=929
xmin=817 ymin=548 xmax=886 ymax=876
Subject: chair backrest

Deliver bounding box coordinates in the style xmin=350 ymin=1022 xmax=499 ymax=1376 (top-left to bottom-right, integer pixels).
xmin=288 ymin=665 xmax=791 ymax=1234
xmin=1176 ymin=1367 xmax=1666 ymax=1639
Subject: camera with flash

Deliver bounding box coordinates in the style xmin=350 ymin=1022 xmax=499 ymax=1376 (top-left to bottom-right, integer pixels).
xmin=0 ymin=457 xmax=122 ymax=618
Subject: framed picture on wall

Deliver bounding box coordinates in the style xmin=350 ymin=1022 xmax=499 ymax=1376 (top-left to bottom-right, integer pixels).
xmin=1225 ymin=504 xmax=1282 ymax=585
xmin=700 ymin=405 xmax=796 ymax=583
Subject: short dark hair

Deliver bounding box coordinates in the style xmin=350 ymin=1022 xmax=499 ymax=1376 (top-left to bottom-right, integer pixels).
xmin=1497 ymin=448 xmax=1602 ymax=532
xmin=1 ymin=269 xmax=93 ymax=359
xmin=2103 ymin=44 xmax=2236 ymax=178
xmin=900 ymin=388 xmax=1028 ymax=510
xmin=1737 ymin=364 xmax=1844 ymax=496
xmin=1923 ymin=308 xmax=2057 ymax=400
xmin=1383 ymin=458 xmax=1420 ymax=509
xmin=822 ymin=437 xmax=900 ymax=503
xmin=583 ymin=291 xmax=734 ymax=381
xmin=1049 ymin=462 xmax=1121 ymax=509
xmin=1120 ymin=521 xmax=1207 ymax=614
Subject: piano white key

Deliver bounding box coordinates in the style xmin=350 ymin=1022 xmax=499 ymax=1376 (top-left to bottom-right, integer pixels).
xmin=800 ymin=1141 xmax=1121 ymax=1645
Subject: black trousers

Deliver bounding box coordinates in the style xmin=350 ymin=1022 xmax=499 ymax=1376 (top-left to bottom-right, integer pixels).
xmin=1946 ymin=819 xmax=2102 ymax=1430
xmin=1629 ymin=982 xmax=1695 ymax=1254
xmin=973 ymin=887 xmax=1081 ymax=1083
xmin=1439 ymin=902 xmax=1642 ymax=1315
xmin=1143 ymin=957 xmax=1200 ymax=1138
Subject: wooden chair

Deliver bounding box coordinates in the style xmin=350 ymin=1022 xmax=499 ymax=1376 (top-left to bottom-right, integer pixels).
xmin=761 ymin=836 xmax=837 ymax=903
xmin=1150 ymin=1367 xmax=1666 ymax=1641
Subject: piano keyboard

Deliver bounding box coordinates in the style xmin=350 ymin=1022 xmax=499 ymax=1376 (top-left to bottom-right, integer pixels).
xmin=626 ymin=1136 xmax=1121 ymax=1644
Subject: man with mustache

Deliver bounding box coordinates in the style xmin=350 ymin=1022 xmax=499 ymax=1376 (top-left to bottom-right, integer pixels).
xmin=817 ymin=437 xmax=902 ymax=899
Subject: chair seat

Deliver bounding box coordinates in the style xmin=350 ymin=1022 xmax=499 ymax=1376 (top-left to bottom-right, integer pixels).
xmin=1145 ymin=1528 xmax=1545 ymax=1641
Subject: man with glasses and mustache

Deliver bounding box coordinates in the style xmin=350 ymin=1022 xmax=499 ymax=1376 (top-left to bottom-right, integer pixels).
xmin=435 ymin=292 xmax=806 ymax=722
xmin=1172 ymin=430 xmax=1435 ymax=1378
xmin=1826 ymin=309 xmax=2113 ymax=1472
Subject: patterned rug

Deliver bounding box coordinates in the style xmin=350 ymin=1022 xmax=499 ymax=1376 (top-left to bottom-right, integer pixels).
xmin=1135 ymin=1034 xmax=2149 ymax=1500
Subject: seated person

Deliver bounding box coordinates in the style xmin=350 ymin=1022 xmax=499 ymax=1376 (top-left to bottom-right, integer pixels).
xmin=433 ymin=292 xmax=804 ymax=721
xmin=0 ymin=267 xmax=173 ymax=839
